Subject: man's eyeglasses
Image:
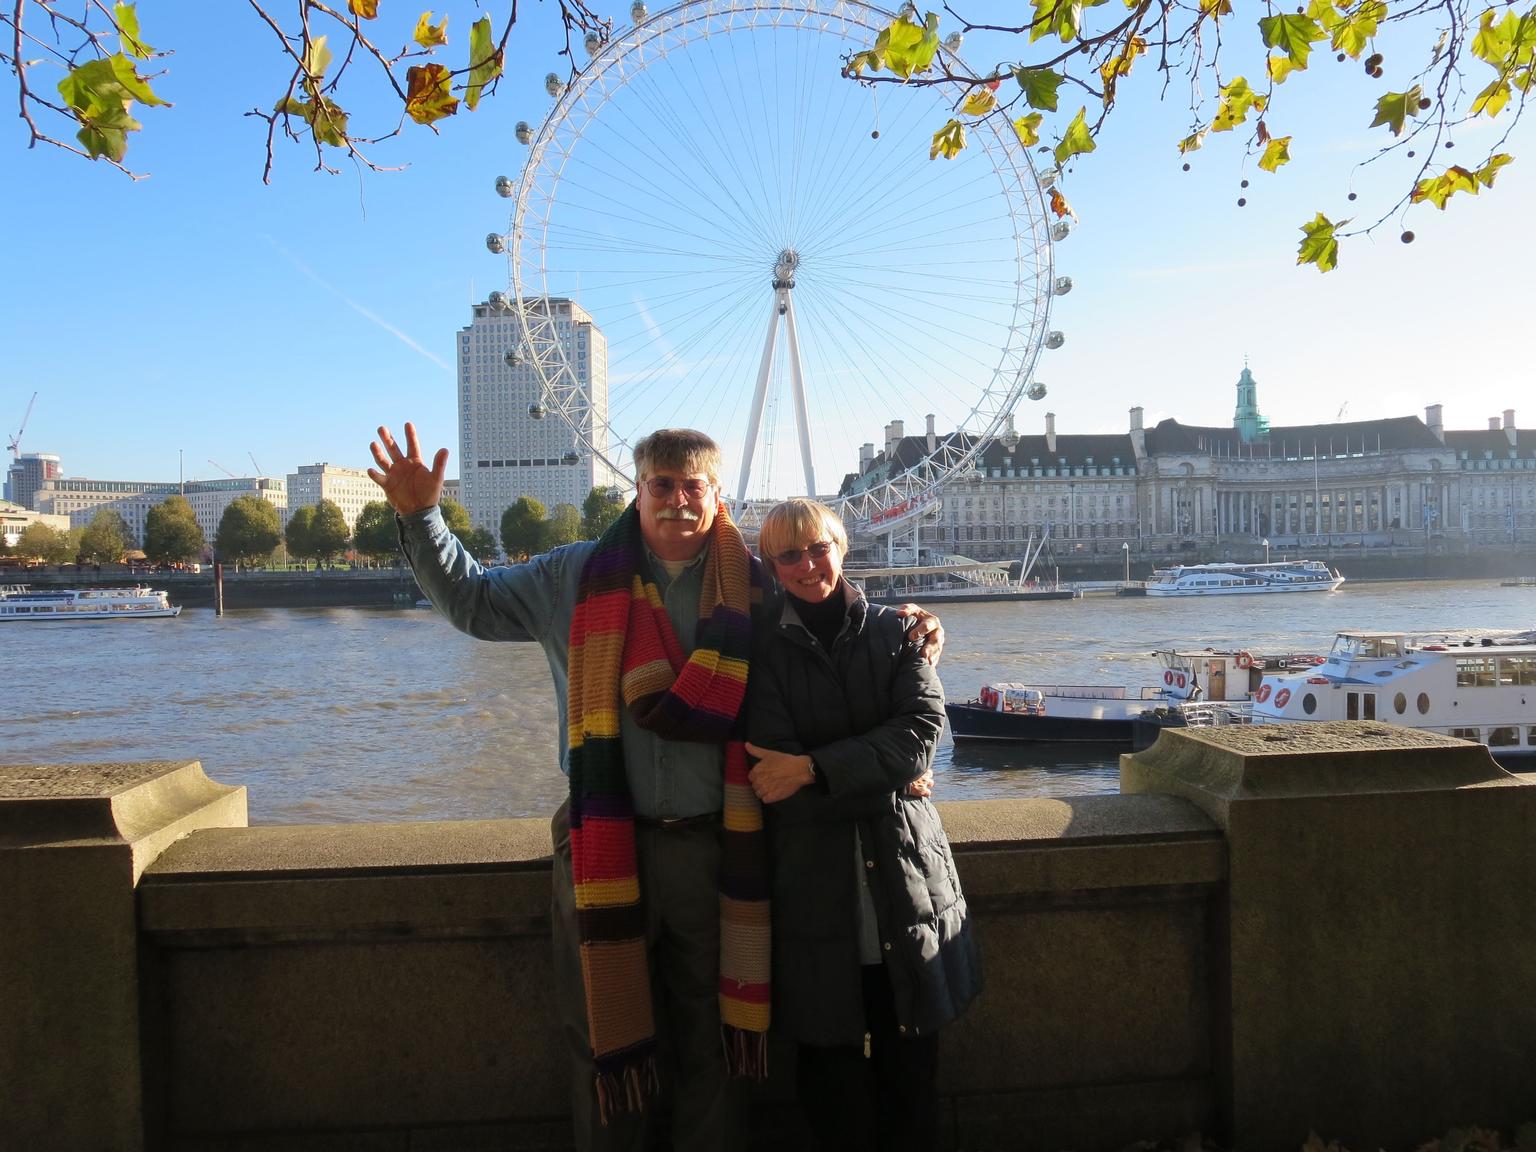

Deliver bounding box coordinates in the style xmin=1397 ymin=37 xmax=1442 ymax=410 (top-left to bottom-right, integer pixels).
xmin=643 ymin=476 xmax=713 ymax=500
xmin=772 ymin=541 xmax=835 ymax=566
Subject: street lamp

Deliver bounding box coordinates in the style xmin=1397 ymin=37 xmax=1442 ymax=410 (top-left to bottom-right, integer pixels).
xmin=1261 ymin=537 xmax=1270 ymax=563
xmin=1121 ymin=541 xmax=1130 ymax=582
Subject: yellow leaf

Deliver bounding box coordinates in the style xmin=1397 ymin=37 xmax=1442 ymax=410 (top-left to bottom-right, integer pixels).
xmin=930 ymin=118 xmax=965 ymax=160
xmin=349 ymin=0 xmax=379 ymax=17
xmin=1012 ymin=112 xmax=1043 ymax=147
xmin=1258 ymin=135 xmax=1291 ymax=172
xmin=960 ymin=87 xmax=997 ymax=116
xmin=414 ymin=11 xmax=450 ymax=49
xmin=1177 ymin=128 xmax=1206 ymax=154
xmin=1049 ymin=188 xmax=1077 ymax=219
xmin=304 ymin=34 xmax=333 ymax=81
xmin=1267 ymin=54 xmax=1297 ymax=83
xmin=405 ymin=62 xmax=459 ymax=125
xmin=1472 ymin=79 xmax=1511 ymax=118
xmin=1475 ymin=153 xmax=1515 ymax=188
xmin=1410 ymin=166 xmax=1478 ymax=209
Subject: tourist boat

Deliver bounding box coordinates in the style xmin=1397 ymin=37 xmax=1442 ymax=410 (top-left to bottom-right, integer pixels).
xmin=946 ymin=647 xmax=1325 ymax=748
xmin=0 ymin=584 xmax=182 ymax=620
xmin=1144 ymin=560 xmax=1344 ymax=597
xmin=1251 ymin=630 xmax=1536 ymax=759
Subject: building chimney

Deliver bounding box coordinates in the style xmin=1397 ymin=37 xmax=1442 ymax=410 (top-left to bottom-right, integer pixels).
xmin=1490 ymin=417 xmax=1502 ymax=431
xmin=860 ymin=442 xmax=875 ymax=470
xmin=885 ymin=419 xmax=904 ymax=456
xmin=1045 ymin=412 xmax=1057 ymax=455
xmin=926 ymin=413 xmax=936 ymax=454
xmin=1129 ymin=406 xmax=1143 ymax=432
xmin=1505 ymin=409 xmax=1518 ymax=446
xmin=1425 ymin=403 xmax=1444 ymax=442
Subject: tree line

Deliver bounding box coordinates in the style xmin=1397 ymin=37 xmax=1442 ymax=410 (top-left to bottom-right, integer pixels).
xmin=2 ymin=486 xmax=632 ymax=568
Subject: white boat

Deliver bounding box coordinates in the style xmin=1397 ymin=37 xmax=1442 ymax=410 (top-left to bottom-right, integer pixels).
xmin=1252 ymin=630 xmax=1536 ymax=759
xmin=1144 ymin=560 xmax=1345 ymax=597
xmin=0 ymin=584 xmax=182 ymax=621
xmin=946 ymin=646 xmax=1324 ymax=747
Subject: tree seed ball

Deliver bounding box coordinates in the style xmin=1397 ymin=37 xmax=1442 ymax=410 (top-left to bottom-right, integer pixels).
xmin=1407 ymin=150 xmax=1415 ymax=158
xmin=1241 ymin=179 xmax=1249 ymax=188
xmin=1237 ymin=197 xmax=1247 ymax=207
xmin=1445 ymin=141 xmax=1454 ymax=149
xmin=1182 ymin=162 xmax=1191 ymax=171
xmin=1401 ymin=230 xmax=1415 ymax=244
xmin=871 ymin=130 xmax=880 ymax=139
xmin=1348 ymin=192 xmax=1358 ymax=201
xmin=1418 ymin=97 xmax=1431 ymax=110
xmin=1336 ymin=52 xmax=1346 ymax=62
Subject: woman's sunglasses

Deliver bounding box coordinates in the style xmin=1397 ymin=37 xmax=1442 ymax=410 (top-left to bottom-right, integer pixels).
xmin=643 ymin=477 xmax=713 ymax=499
xmin=772 ymin=541 xmax=835 ymax=566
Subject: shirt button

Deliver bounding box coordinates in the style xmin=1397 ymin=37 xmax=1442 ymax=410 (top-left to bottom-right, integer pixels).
xmin=865 ymin=860 xmax=875 ymax=869
xmin=898 ymin=1025 xmax=906 ymax=1035
xmin=883 ymin=942 xmax=892 ymax=952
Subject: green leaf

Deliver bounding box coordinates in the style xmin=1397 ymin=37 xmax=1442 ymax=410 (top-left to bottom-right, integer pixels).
xmin=1212 ymin=76 xmax=1264 ymax=132
xmin=113 ymin=2 xmax=154 ymax=59
xmin=1472 ymin=78 xmax=1511 ymax=117
xmin=1330 ymin=0 xmax=1385 ymax=59
xmin=406 ymin=62 xmax=460 ymax=125
xmin=414 ymin=11 xmax=450 ymax=49
xmin=930 ymin=118 xmax=965 ymax=160
xmin=1015 ymin=67 xmax=1064 ymax=112
xmin=879 ymin=12 xmax=940 ymax=79
xmin=1306 ymin=0 xmax=1343 ymax=35
xmin=1472 ymin=9 xmax=1513 ymax=67
xmin=1053 ymin=106 xmax=1096 ymax=167
xmin=304 ymin=34 xmax=333 ymax=81
xmin=1257 ymin=135 xmax=1291 ymax=172
xmin=308 ymin=96 xmax=350 ymax=146
xmin=960 ymin=86 xmax=996 ymax=116
xmin=1029 ymin=0 xmax=1084 ymax=44
xmin=1012 ymin=112 xmax=1043 ymax=147
xmin=105 ymin=53 xmax=168 ymax=106
xmin=1259 ymin=13 xmax=1324 ymax=71
xmin=465 ymin=15 xmax=502 ymax=111
xmin=1370 ymin=85 xmax=1423 ymax=136
xmin=1475 ymin=153 xmax=1515 ymax=188
xmin=1267 ymin=54 xmax=1298 ymax=84
xmin=1411 ymin=166 xmax=1478 ymax=209
xmin=1296 ymin=211 xmax=1344 ymax=273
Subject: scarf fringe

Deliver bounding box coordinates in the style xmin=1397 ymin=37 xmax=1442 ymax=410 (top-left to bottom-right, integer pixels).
xmin=594 ymin=1053 xmax=661 ymax=1126
xmin=721 ymin=1025 xmax=770 ymax=1081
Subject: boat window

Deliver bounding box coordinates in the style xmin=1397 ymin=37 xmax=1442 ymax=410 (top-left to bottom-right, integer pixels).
xmin=1417 ymin=693 xmax=1431 ymax=715
xmin=1363 ymin=694 xmax=1376 ymax=720
xmin=1393 ymin=692 xmax=1407 ymax=715
xmin=1455 ymin=657 xmax=1497 ymax=687
xmin=1501 ymin=656 xmax=1536 ymax=686
xmin=1450 ymin=727 xmax=1482 ymax=741
xmin=1528 ymin=727 xmax=1536 ymax=746
xmin=1346 ymin=693 xmax=1359 ymax=721
xmin=1489 ymin=726 xmax=1521 ymax=748
xmin=1302 ymin=693 xmax=1318 ymax=715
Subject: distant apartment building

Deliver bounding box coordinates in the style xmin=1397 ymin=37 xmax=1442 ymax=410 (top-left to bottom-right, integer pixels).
xmin=286 ymin=463 xmax=377 ymax=533
xmin=844 ymin=368 xmax=1536 ymax=558
xmin=0 ymin=499 xmax=71 ymax=549
xmin=35 ymin=479 xmax=177 ymax=547
xmin=182 ymin=478 xmax=287 ymax=547
xmin=5 ymin=452 xmax=62 ymax=511
xmin=456 ymin=296 xmax=619 ymax=537
xmin=441 ymin=479 xmax=460 ymax=506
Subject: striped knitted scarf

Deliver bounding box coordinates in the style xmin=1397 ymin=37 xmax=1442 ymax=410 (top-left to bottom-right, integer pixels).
xmin=566 ymin=499 xmax=770 ymax=1121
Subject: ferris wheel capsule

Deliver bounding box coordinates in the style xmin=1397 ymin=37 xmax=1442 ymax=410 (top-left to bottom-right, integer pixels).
xmin=1052 ymin=276 xmax=1073 ymax=295
xmin=584 ymin=31 xmax=604 ymax=57
xmin=515 ymin=121 xmax=532 ymax=145
xmin=494 ymin=174 xmax=514 ymax=197
xmin=942 ymin=31 xmax=962 ymax=52
xmin=545 ymin=72 xmax=565 ymax=98
xmin=485 ymin=233 xmax=506 ymax=255
xmin=1038 ymin=166 xmax=1060 ymax=189
xmin=1044 ymin=331 xmax=1065 ymax=350
xmin=1026 ymin=381 xmax=1047 ymax=401
xmin=488 ymin=290 xmax=509 ymax=308
xmin=630 ymin=0 xmax=648 ymax=21
xmin=505 ymin=349 xmax=522 ymax=367
xmin=1050 ymin=220 xmax=1072 ymax=242
xmin=528 ymin=402 xmax=546 ymax=419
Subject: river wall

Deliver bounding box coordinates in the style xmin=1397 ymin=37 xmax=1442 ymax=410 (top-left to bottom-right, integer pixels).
xmin=5 ymin=724 xmax=1536 ymax=1152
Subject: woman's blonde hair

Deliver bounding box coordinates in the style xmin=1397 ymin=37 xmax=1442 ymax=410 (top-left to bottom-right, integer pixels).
xmin=758 ymin=498 xmax=848 ymax=562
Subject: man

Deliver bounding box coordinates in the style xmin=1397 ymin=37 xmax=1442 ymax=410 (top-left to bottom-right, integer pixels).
xmin=368 ymin=423 xmax=939 ymax=1151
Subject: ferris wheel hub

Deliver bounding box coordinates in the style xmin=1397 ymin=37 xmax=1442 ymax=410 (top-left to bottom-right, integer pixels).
xmin=772 ymin=248 xmax=800 ymax=287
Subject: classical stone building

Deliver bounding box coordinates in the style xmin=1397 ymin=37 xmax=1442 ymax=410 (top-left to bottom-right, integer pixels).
xmin=845 ymin=368 xmax=1535 ymax=560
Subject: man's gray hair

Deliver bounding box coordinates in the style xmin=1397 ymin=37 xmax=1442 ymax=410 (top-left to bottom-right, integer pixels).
xmin=633 ymin=429 xmax=722 ymax=486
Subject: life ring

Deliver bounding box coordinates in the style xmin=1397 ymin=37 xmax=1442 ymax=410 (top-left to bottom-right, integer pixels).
xmin=1175 ymin=672 xmax=1187 ymax=689
xmin=1274 ymin=687 xmax=1292 ymax=707
xmin=1164 ymin=670 xmax=1175 ymax=686
xmin=1235 ymin=651 xmax=1254 ymax=669
xmin=1255 ymin=683 xmax=1272 ymax=703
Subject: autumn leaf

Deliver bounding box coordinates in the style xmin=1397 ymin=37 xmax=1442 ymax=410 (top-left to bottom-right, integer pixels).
xmin=1259 ymin=13 xmax=1324 ymax=71
xmin=1258 ymin=135 xmax=1291 ymax=172
xmin=1472 ymin=78 xmax=1511 ymax=118
xmin=1098 ymin=34 xmax=1147 ymax=84
xmin=1177 ymin=128 xmax=1206 ymax=154
xmin=113 ymin=3 xmax=154 ymax=60
xmin=1296 ymin=211 xmax=1344 ymax=272
xmin=1053 ymin=106 xmax=1096 ymax=167
xmin=1049 ymin=187 xmax=1076 ymax=219
xmin=1015 ymin=67 xmax=1064 ymax=112
xmin=1199 ymin=0 xmax=1231 ymax=16
xmin=1475 ymin=153 xmax=1515 ymax=187
xmin=880 ymin=12 xmax=941 ymax=79
xmin=1471 ymin=9 xmax=1514 ymax=66
xmin=1411 ymin=166 xmax=1478 ymax=209
xmin=1013 ymin=112 xmax=1043 ymax=147
xmin=406 ymin=62 xmax=459 ymax=125
xmin=1212 ymin=76 xmax=1264 ymax=132
xmin=961 ymin=86 xmax=997 ymax=116
xmin=466 ymin=16 xmax=503 ymax=111
xmin=1371 ymin=86 xmax=1424 ymax=136
xmin=1030 ymin=0 xmax=1083 ymax=44
xmin=304 ymin=34 xmax=333 ymax=81
xmin=930 ymin=118 xmax=965 ymax=160
xmin=1331 ymin=0 xmax=1384 ymax=58
xmin=275 ymin=93 xmax=350 ymax=146
xmin=415 ymin=11 xmax=450 ymax=49
xmin=349 ymin=0 xmax=379 ymax=17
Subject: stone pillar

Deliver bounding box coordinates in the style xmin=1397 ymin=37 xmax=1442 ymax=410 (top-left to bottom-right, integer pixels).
xmin=0 ymin=761 xmax=247 ymax=1151
xmin=1122 ymin=724 xmax=1536 ymax=1152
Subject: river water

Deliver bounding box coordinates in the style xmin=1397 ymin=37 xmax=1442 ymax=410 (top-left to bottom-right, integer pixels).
xmin=7 ymin=579 xmax=1530 ymax=824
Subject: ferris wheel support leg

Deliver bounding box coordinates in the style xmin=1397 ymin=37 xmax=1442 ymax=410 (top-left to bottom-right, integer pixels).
xmin=781 ymin=291 xmax=816 ymax=496
xmin=736 ymin=292 xmax=783 ymax=510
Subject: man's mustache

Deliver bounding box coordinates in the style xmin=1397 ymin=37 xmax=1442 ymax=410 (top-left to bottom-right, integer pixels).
xmin=656 ymin=508 xmax=701 ymax=521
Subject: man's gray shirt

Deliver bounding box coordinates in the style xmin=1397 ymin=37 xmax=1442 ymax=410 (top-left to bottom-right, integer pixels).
xmin=398 ymin=506 xmax=724 ymax=818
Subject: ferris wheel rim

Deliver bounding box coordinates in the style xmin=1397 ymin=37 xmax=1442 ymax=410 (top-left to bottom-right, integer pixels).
xmin=507 ymin=0 xmax=1057 ymax=526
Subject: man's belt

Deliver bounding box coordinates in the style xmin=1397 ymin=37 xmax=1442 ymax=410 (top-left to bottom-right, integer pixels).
xmin=633 ymin=811 xmax=722 ymax=830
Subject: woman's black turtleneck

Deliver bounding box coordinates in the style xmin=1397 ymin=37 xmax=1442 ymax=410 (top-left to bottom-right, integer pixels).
xmin=791 ymin=579 xmax=849 ymax=652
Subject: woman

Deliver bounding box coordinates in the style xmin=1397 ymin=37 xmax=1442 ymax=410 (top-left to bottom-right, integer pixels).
xmin=744 ymin=498 xmax=981 ymax=1152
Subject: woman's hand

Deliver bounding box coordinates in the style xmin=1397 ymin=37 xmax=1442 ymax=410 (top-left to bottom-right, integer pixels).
xmin=905 ymin=767 xmax=934 ymax=798
xmin=745 ymin=742 xmax=815 ymax=803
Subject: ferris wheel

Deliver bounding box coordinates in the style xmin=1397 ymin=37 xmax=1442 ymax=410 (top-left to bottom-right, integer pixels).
xmin=495 ymin=0 xmax=1069 ymax=528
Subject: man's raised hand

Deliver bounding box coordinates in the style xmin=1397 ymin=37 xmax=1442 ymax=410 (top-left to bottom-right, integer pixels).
xmin=368 ymin=423 xmax=448 ymax=516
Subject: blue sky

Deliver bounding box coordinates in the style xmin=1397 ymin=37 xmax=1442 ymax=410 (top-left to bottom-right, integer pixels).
xmin=2 ymin=2 xmax=1530 ymax=495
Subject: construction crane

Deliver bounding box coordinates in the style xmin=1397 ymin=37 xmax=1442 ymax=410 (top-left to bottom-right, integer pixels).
xmin=248 ymin=452 xmax=264 ymax=478
xmin=8 ymin=391 xmax=37 ymax=458
xmin=207 ymin=459 xmax=239 ymax=479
